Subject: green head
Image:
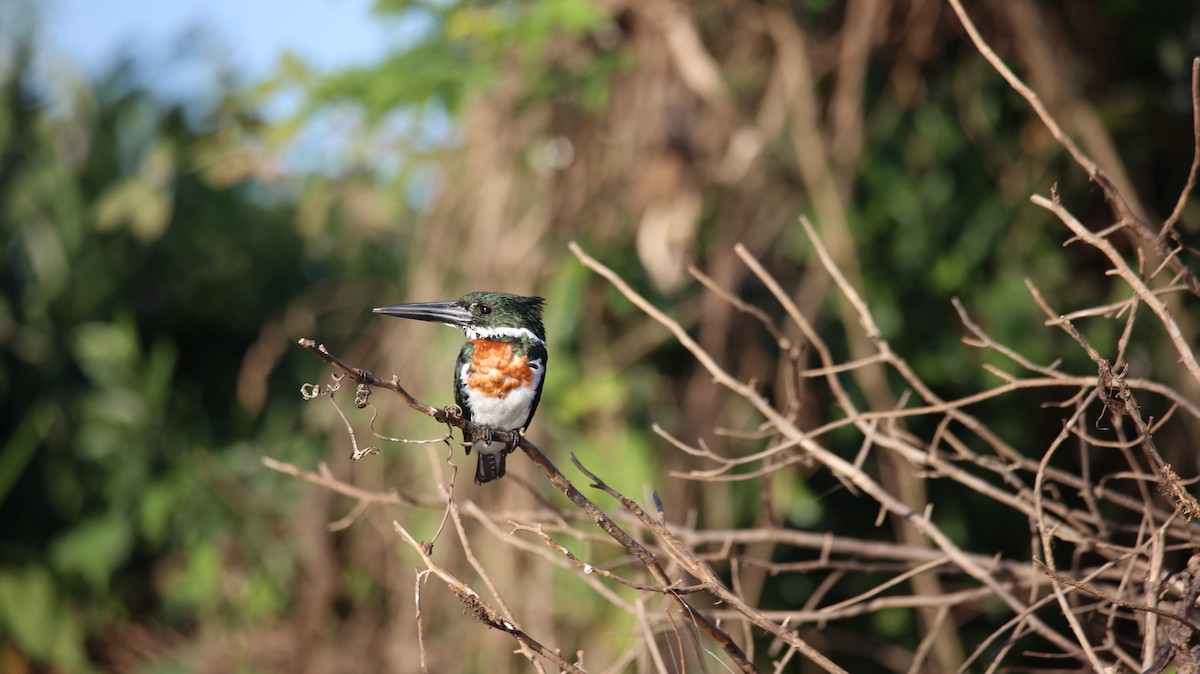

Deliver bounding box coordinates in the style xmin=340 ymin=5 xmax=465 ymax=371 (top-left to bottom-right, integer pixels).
xmin=375 ymin=291 xmax=546 ymax=343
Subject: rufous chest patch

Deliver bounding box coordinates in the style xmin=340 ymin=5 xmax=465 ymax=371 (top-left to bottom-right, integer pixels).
xmin=468 ymin=339 xmax=534 ymax=397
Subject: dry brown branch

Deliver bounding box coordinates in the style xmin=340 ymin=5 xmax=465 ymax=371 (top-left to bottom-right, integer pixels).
xmin=392 ymin=519 xmax=582 ymax=673
xmin=952 ymin=297 xmax=1063 ymax=378
xmin=688 ymin=263 xmax=790 ymax=350
xmin=567 ymin=455 xmax=848 ymax=674
xmin=570 ymin=238 xmax=1084 ymax=656
xmin=1034 ymin=561 xmax=1200 ymax=638
xmin=509 ymin=522 xmax=696 ymax=595
xmin=1030 ymin=193 xmax=1200 ymax=386
xmin=415 ymin=569 xmax=429 ymax=674
xmin=706 ymin=586 xmax=996 ymax=622
xmin=1163 ymin=57 xmax=1200 ymax=238
xmin=245 ymin=1 xmax=1200 ymax=671
xmin=1032 ymin=391 xmax=1108 ymax=670
xmin=465 ymin=505 xmax=635 ymax=612
xmin=288 ymin=137 xmax=1200 ymax=671
xmin=293 ymin=339 xmax=764 ymax=672
xmin=561 ymin=173 xmax=1200 ymax=669
xmin=946 ymin=0 xmax=1200 ymax=298
xmin=260 ymin=455 xmax=441 ymax=509
xmin=440 ymin=484 xmax=549 ymax=673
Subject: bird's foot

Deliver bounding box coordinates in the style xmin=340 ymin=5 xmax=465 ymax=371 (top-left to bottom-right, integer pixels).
xmin=503 ymin=428 xmax=522 ymax=454
xmin=463 ymin=423 xmax=496 ymax=454
xmin=463 ymin=425 xmax=520 ymax=454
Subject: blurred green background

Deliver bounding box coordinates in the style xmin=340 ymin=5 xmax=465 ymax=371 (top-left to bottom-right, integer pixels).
xmin=2 ymin=0 xmax=1199 ymax=672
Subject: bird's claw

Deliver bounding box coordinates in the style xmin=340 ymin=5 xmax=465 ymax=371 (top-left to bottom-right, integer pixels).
xmin=504 ymin=428 xmax=522 ymax=454
xmin=462 ymin=423 xmax=495 ymax=454
xmin=462 ymin=424 xmax=520 ymax=454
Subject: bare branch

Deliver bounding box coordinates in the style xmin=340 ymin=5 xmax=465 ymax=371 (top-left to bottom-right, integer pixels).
xmin=1163 ymin=57 xmax=1200 ymax=238
xmin=392 ymin=520 xmax=583 ymax=673
xmin=946 ymin=0 xmax=1200 ymax=297
xmin=295 ymin=338 xmax=761 ymax=673
xmin=1029 ymin=194 xmax=1200 ymax=386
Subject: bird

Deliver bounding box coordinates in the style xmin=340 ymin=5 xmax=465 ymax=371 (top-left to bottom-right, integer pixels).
xmin=374 ymin=291 xmax=547 ymax=484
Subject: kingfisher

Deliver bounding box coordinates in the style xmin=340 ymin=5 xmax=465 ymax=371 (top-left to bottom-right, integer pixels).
xmin=373 ymin=292 xmax=547 ymax=484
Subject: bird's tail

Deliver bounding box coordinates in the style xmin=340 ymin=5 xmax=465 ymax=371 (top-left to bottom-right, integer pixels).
xmin=475 ymin=451 xmax=506 ymax=485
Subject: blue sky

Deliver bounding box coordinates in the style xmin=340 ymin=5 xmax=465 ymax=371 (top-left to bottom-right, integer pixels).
xmin=40 ymin=0 xmax=395 ymax=85
xmin=28 ymin=0 xmax=433 ymax=174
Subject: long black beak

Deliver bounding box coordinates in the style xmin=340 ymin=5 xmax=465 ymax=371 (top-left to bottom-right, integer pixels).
xmin=373 ymin=301 xmax=473 ymax=329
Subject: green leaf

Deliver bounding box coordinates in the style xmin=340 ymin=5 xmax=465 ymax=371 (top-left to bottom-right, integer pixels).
xmin=554 ymin=367 xmax=628 ymax=422
xmin=139 ymin=477 xmax=182 ymax=546
xmin=0 ymin=402 xmax=56 ymax=503
xmin=91 ymin=140 xmax=176 ymax=242
xmin=72 ymin=320 xmax=140 ymax=384
xmin=0 ymin=567 xmax=94 ymax=673
xmin=162 ymin=544 xmax=223 ymax=617
xmin=0 ymin=567 xmax=55 ymax=657
xmin=49 ymin=513 xmax=134 ymax=591
xmin=309 ymin=42 xmax=493 ymax=117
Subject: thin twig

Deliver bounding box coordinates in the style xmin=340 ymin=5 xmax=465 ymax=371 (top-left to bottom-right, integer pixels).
xmin=297 ymin=338 xmax=760 ymax=674
xmin=945 ymin=0 xmax=1200 ymax=296
xmin=392 ymin=520 xmax=583 ymax=673
xmin=1029 ymin=195 xmax=1200 ymax=386
xmin=415 ymin=569 xmax=430 ymax=674
xmin=568 ymin=453 xmax=847 ymax=674
xmin=1035 ymin=559 xmax=1200 ymax=637
xmin=571 ymin=237 xmax=1082 ymax=657
xmin=1162 ymin=57 xmax=1200 ymax=239
xmin=260 ymin=456 xmax=440 ymax=508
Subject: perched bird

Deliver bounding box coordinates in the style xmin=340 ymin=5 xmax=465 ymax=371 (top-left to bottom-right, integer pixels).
xmin=374 ymin=292 xmax=547 ymax=484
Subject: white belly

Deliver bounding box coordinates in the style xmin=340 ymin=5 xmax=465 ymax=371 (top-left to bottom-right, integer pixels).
xmin=459 ymin=359 xmax=543 ymax=454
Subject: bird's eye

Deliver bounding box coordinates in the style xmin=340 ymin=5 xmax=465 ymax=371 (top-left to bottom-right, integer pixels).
xmin=478 ymin=304 xmax=492 ymax=315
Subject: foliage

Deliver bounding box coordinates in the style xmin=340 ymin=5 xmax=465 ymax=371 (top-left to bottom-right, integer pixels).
xmin=2 ymin=0 xmax=1199 ymax=672
xmin=0 ymin=47 xmax=330 ymax=672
